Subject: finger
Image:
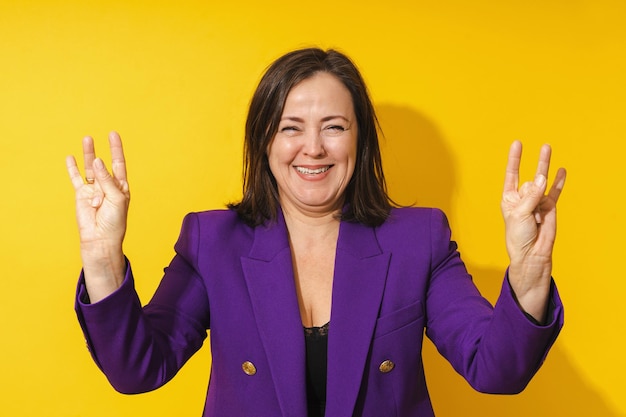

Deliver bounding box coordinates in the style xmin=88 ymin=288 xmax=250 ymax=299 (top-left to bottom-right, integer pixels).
xmin=548 ymin=167 xmax=566 ymax=203
xmin=108 ymin=131 xmax=128 ymax=183
xmin=93 ymin=157 xmax=117 ymax=192
xmin=92 ymin=156 xmax=129 ymax=205
xmin=503 ymin=140 xmax=522 ymax=194
xmin=518 ymin=174 xmax=547 ymax=215
xmin=66 ymin=155 xmax=86 ymax=190
xmin=535 ymin=144 xmax=552 ymax=179
xmin=82 ymin=136 xmax=96 ymax=183
xmin=90 ymin=190 xmax=103 ymax=208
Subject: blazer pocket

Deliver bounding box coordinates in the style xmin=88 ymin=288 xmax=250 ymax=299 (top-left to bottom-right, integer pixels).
xmin=374 ymin=300 xmax=424 ymax=339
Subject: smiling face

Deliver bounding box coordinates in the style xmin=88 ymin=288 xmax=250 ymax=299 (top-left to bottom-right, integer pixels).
xmin=267 ymin=72 xmax=358 ymax=217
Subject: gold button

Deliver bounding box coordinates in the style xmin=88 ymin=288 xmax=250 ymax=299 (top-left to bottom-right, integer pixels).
xmin=379 ymin=360 xmax=395 ymax=373
xmin=242 ymin=361 xmax=257 ymax=376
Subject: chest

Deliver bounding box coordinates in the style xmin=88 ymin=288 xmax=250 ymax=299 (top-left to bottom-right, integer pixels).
xmin=291 ymin=244 xmax=336 ymax=327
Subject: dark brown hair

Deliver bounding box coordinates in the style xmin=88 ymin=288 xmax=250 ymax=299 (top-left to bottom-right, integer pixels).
xmin=229 ymin=48 xmax=393 ymax=226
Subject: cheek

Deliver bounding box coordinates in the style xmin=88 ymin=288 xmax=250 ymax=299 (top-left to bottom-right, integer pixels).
xmin=332 ymin=138 xmax=357 ymax=167
xmin=267 ymin=144 xmax=298 ymax=184
xmin=266 ymin=145 xmax=280 ymax=179
xmin=266 ymin=143 xmax=282 ymax=172
xmin=346 ymin=138 xmax=358 ymax=178
xmin=267 ymin=138 xmax=299 ymax=164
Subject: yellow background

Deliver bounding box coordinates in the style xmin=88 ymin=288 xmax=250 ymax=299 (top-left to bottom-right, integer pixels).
xmin=1 ymin=1 xmax=624 ymax=416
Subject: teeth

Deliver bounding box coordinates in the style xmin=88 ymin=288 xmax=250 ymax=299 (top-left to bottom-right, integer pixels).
xmin=296 ymin=166 xmax=330 ymax=174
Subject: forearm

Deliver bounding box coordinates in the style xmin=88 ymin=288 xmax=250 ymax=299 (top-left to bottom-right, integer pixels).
xmin=80 ymin=242 xmax=126 ymax=303
xmin=442 ymin=277 xmax=563 ymax=394
xmin=75 ymin=260 xmax=208 ymax=394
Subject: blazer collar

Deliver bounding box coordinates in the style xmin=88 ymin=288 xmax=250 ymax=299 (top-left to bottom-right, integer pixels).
xmin=242 ymin=209 xmax=390 ymax=417
xmin=241 ymin=208 xmax=307 ymax=416
xmin=326 ymin=219 xmax=390 ymax=416
xmin=247 ymin=209 xmax=291 ymax=261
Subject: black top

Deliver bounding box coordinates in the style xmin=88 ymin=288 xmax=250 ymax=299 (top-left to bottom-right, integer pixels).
xmin=304 ymin=322 xmax=329 ymax=417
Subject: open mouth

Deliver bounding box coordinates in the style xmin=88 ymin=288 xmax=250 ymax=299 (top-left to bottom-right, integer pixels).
xmin=295 ymin=165 xmax=332 ymax=175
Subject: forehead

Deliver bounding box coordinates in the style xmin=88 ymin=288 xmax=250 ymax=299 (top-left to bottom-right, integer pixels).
xmin=282 ymin=72 xmax=354 ymax=116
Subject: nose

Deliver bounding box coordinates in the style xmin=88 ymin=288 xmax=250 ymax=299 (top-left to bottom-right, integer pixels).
xmin=302 ymin=130 xmax=326 ymax=157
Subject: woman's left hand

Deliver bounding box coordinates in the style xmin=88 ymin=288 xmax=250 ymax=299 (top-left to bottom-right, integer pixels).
xmin=501 ymin=141 xmax=566 ymax=323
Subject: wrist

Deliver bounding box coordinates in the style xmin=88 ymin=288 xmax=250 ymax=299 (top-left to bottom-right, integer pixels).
xmin=507 ymin=264 xmax=552 ymax=324
xmin=80 ymin=244 xmax=126 ymax=303
xmin=511 ymin=284 xmax=549 ymax=324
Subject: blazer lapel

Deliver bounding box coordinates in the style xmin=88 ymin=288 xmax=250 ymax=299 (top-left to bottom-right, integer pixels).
xmin=240 ymin=212 xmax=307 ymax=417
xmin=325 ymin=220 xmax=391 ymax=417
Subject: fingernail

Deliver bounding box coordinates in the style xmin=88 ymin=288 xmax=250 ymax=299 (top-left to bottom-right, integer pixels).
xmin=534 ymin=174 xmax=546 ymax=187
xmin=91 ymin=196 xmax=101 ymax=207
xmin=94 ymin=158 xmax=104 ymax=170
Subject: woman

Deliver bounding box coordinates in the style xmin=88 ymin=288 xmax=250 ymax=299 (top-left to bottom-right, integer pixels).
xmin=66 ymin=48 xmax=566 ymax=417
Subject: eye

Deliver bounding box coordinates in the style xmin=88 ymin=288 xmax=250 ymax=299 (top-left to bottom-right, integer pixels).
xmin=279 ymin=125 xmax=301 ymax=136
xmin=323 ymin=125 xmax=348 ymax=136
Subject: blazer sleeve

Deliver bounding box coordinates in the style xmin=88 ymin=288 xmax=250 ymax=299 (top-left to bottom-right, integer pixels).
xmin=74 ymin=213 xmax=211 ymax=394
xmin=424 ymin=209 xmax=563 ymax=394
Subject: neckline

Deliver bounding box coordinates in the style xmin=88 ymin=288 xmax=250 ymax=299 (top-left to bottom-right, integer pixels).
xmin=304 ymin=321 xmax=329 ymax=337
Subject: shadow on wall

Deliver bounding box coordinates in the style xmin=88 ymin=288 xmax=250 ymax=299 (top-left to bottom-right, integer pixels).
xmin=377 ymin=104 xmax=455 ymax=212
xmin=376 ymin=104 xmax=620 ymax=417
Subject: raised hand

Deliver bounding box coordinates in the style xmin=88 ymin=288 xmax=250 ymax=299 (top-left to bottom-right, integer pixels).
xmin=66 ymin=132 xmax=130 ymax=302
xmin=501 ymin=141 xmax=566 ymax=323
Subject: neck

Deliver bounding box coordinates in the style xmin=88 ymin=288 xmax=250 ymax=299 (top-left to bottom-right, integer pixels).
xmin=280 ymin=203 xmax=341 ymax=243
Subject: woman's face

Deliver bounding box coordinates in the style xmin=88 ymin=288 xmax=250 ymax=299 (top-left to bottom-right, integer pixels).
xmin=268 ymin=72 xmax=358 ymax=217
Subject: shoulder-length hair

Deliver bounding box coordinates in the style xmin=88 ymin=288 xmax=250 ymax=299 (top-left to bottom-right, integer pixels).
xmin=229 ymin=48 xmax=393 ymax=226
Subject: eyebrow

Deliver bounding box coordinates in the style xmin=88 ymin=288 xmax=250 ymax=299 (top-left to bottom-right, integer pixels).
xmin=280 ymin=115 xmax=350 ymax=123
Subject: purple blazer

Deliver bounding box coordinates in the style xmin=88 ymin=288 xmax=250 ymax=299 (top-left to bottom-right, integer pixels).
xmin=75 ymin=207 xmax=563 ymax=417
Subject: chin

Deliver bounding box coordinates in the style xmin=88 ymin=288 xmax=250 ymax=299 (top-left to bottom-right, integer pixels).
xmin=297 ymin=197 xmax=344 ymax=212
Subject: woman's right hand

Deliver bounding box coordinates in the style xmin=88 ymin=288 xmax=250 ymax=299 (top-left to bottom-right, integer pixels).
xmin=66 ymin=131 xmax=130 ymax=302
